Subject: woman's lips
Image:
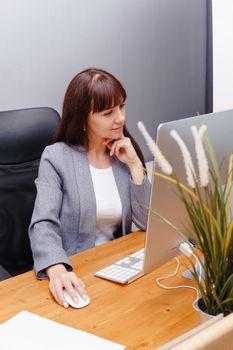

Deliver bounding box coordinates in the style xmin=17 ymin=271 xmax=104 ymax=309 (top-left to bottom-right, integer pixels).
xmin=112 ymin=126 xmax=123 ymax=131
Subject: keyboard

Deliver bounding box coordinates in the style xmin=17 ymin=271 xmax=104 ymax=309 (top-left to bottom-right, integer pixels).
xmin=95 ymin=248 xmax=144 ymax=284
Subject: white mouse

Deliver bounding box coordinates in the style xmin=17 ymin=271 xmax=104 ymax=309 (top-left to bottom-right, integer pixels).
xmin=63 ymin=289 xmax=90 ymax=309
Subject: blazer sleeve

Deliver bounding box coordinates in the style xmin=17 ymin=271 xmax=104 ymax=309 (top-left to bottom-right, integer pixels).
xmin=29 ymin=147 xmax=72 ymax=278
xmin=130 ymin=175 xmax=151 ymax=230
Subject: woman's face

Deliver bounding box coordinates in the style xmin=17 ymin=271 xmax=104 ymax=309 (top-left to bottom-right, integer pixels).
xmin=87 ymin=103 xmax=126 ymax=145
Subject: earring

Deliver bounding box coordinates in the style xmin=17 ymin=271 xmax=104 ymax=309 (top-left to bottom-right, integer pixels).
xmin=83 ymin=125 xmax=86 ymax=131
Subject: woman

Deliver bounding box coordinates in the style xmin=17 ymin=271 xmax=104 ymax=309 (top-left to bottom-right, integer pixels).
xmin=29 ymin=68 xmax=150 ymax=308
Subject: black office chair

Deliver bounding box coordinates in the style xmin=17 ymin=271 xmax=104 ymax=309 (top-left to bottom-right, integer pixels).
xmin=0 ymin=107 xmax=60 ymax=279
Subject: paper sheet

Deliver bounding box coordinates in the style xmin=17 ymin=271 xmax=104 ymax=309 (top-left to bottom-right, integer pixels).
xmin=0 ymin=311 xmax=126 ymax=350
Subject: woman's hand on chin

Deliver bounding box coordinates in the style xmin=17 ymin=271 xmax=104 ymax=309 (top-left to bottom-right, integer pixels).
xmin=104 ymin=136 xmax=144 ymax=185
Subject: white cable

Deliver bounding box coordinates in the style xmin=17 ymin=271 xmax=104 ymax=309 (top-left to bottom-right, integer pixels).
xmin=156 ymin=257 xmax=200 ymax=312
xmin=179 ymin=242 xmax=204 ymax=283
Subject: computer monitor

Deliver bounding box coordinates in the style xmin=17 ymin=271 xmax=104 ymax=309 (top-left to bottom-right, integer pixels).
xmin=143 ymin=108 xmax=233 ymax=273
xmin=95 ymin=109 xmax=233 ymax=285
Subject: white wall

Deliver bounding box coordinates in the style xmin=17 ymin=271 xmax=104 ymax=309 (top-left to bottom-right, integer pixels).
xmin=212 ymin=1 xmax=233 ymax=111
xmin=0 ymin=0 xmax=208 ymax=161
xmin=0 ymin=0 xmax=157 ymax=113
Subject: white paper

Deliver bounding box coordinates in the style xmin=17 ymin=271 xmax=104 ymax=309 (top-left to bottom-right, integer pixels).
xmin=0 ymin=311 xmax=125 ymax=350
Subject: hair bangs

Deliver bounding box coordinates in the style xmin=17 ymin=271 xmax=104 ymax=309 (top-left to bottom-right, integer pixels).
xmin=91 ymin=78 xmax=126 ymax=113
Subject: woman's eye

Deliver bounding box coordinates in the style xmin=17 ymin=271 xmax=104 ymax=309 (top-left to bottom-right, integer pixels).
xmin=103 ymin=110 xmax=112 ymax=116
xmin=120 ymin=103 xmax=126 ymax=109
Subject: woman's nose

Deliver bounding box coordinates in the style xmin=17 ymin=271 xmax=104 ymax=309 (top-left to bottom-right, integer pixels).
xmin=114 ymin=108 xmax=125 ymax=123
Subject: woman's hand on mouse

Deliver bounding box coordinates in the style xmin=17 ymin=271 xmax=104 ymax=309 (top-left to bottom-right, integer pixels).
xmin=104 ymin=136 xmax=144 ymax=185
xmin=46 ymin=264 xmax=87 ymax=308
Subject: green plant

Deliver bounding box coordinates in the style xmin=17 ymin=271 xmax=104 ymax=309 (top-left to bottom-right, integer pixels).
xmin=138 ymin=121 xmax=233 ymax=316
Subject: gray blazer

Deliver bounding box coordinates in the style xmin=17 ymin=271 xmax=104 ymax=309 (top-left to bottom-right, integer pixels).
xmin=29 ymin=142 xmax=151 ymax=277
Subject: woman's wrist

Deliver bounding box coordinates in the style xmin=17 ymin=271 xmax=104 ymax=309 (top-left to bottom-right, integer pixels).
xmin=128 ymin=160 xmax=144 ymax=185
xmin=46 ymin=263 xmax=67 ymax=279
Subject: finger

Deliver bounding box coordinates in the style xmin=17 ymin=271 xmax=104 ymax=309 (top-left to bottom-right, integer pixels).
xmin=63 ymin=284 xmax=79 ymax=304
xmin=112 ymin=140 xmax=129 ymax=157
xmin=109 ymin=140 xmax=117 ymax=156
xmin=103 ymin=138 xmax=114 ymax=149
xmin=71 ymin=275 xmax=87 ymax=299
xmin=71 ymin=273 xmax=87 ymax=298
xmin=61 ymin=273 xmax=87 ymax=303
xmin=49 ymin=280 xmax=69 ymax=308
xmin=109 ymin=139 xmax=126 ymax=156
xmin=55 ymin=283 xmax=70 ymax=308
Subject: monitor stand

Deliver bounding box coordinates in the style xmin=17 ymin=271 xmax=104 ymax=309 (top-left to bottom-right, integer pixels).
xmin=182 ymin=260 xmax=204 ymax=281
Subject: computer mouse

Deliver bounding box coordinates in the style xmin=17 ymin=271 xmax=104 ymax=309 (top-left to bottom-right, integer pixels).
xmin=63 ymin=289 xmax=90 ymax=309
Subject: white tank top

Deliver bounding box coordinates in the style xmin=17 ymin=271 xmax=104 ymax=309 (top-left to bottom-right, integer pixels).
xmin=89 ymin=165 xmax=122 ymax=246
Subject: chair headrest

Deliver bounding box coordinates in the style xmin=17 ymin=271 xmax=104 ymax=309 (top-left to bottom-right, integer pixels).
xmin=0 ymin=107 xmax=60 ymax=164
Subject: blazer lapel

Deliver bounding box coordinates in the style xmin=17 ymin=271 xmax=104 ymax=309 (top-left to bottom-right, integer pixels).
xmin=70 ymin=146 xmax=97 ymax=246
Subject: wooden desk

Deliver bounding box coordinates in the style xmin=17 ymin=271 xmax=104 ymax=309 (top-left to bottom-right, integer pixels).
xmin=0 ymin=231 xmax=203 ymax=349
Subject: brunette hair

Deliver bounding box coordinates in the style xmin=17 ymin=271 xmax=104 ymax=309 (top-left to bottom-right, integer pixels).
xmin=53 ymin=68 xmax=146 ymax=167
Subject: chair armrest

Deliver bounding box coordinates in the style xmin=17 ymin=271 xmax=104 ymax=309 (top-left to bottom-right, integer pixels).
xmin=0 ymin=265 xmax=11 ymax=281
